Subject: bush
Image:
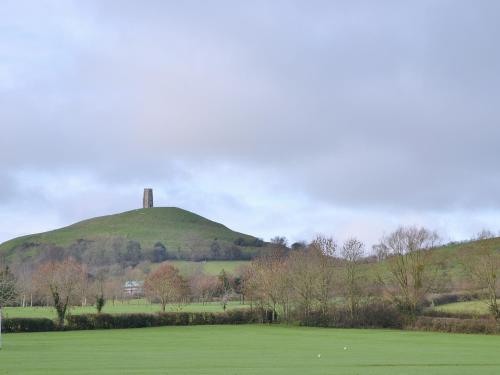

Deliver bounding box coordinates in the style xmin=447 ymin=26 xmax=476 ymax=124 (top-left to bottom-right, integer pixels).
xmin=426 ymin=292 xmax=482 ymax=307
xmin=302 ymin=302 xmax=404 ymax=329
xmin=410 ymin=316 xmax=498 ymax=334
xmin=2 ymin=318 xmax=56 ymax=333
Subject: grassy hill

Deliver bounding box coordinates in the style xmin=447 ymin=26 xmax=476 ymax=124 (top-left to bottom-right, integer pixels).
xmin=0 ymin=207 xmax=264 ymax=263
xmin=361 ymin=236 xmax=500 ymax=294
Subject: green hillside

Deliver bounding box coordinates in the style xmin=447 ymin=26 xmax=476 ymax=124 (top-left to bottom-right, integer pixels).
xmin=0 ymin=207 xmax=264 ymax=263
xmin=362 ymin=236 xmax=500 ymax=294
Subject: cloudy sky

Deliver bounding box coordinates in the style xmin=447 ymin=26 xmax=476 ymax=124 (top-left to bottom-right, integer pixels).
xmin=1 ymin=0 xmax=499 ymax=248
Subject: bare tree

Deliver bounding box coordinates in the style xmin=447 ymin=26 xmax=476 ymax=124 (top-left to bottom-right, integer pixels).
xmin=341 ymin=238 xmax=364 ymax=319
xmin=377 ymin=226 xmax=440 ymax=315
xmin=474 ymin=229 xmax=495 ymax=241
xmin=144 ymin=263 xmax=186 ymax=312
xmin=190 ymin=269 xmax=218 ymax=304
xmin=311 ymin=235 xmax=337 ymax=257
xmin=11 ymin=262 xmax=34 ymax=307
xmin=104 ymin=278 xmax=124 ymax=306
xmin=217 ymin=269 xmax=233 ymax=311
xmin=79 ymin=263 xmax=90 ymax=307
xmin=0 ymin=266 xmax=17 ymax=307
xmin=286 ymin=238 xmax=336 ymax=320
xmin=249 ymin=250 xmax=291 ymax=322
xmin=310 ymin=235 xmax=337 ymax=315
xmin=372 ymin=243 xmax=389 ymax=262
xmin=0 ymin=265 xmax=17 ymax=349
xmin=34 ymin=259 xmax=84 ymax=326
xmin=270 ymin=236 xmax=288 ymax=249
xmin=463 ymin=248 xmax=500 ymax=320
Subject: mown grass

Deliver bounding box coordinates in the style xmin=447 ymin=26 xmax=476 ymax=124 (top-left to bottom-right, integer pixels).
xmin=1 ymin=325 xmax=500 ymax=374
xmin=168 ymin=260 xmax=250 ymax=275
xmin=2 ymin=301 xmax=249 ymax=319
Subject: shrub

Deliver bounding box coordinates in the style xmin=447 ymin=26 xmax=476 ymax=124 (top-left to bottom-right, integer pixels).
xmin=66 ymin=314 xmax=94 ymax=330
xmin=96 ymin=295 xmax=105 ymax=313
xmin=301 ymin=302 xmax=404 ymax=329
xmin=426 ymin=292 xmax=482 ymax=307
xmin=2 ymin=318 xmax=56 ymax=333
xmin=410 ymin=316 xmax=498 ymax=334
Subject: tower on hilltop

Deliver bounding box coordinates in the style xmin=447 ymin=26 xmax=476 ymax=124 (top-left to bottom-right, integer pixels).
xmin=143 ymin=188 xmax=153 ymax=208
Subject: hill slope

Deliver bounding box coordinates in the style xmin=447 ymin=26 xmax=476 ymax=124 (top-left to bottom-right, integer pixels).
xmin=0 ymin=207 xmax=263 ymax=263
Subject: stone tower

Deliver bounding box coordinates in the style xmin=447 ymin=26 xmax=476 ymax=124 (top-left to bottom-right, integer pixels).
xmin=143 ymin=188 xmax=153 ymax=208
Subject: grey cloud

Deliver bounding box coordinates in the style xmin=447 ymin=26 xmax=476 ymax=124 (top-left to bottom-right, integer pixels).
xmin=1 ymin=0 xmax=500 ymax=243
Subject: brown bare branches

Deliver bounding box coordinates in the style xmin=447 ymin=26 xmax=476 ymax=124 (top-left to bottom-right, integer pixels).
xmin=377 ymin=226 xmax=440 ymax=315
xmin=34 ymin=258 xmax=84 ymax=325
xmin=144 ymin=263 xmax=187 ymax=312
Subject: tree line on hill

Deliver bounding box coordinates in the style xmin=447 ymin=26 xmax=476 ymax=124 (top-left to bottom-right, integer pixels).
xmin=1 ymin=226 xmax=500 ymax=330
xmin=6 ymin=235 xmax=267 ymax=271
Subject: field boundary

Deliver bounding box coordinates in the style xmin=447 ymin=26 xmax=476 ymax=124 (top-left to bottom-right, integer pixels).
xmin=1 ymin=309 xmax=273 ymax=333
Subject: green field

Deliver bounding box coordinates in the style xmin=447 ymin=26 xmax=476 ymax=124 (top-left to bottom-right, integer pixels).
xmin=435 ymin=300 xmax=490 ymax=315
xmin=2 ymin=301 xmax=249 ymax=319
xmin=168 ymin=260 xmax=249 ymax=275
xmin=1 ymin=325 xmax=500 ymax=374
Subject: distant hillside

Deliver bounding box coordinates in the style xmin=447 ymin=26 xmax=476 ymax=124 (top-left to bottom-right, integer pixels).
xmin=363 ymin=236 xmax=500 ymax=293
xmin=0 ymin=207 xmax=266 ymax=265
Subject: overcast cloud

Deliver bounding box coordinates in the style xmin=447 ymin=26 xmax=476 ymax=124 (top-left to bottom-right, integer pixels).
xmin=1 ymin=0 xmax=500 ymax=247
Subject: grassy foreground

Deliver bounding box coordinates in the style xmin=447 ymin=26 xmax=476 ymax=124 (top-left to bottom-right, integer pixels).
xmin=1 ymin=325 xmax=500 ymax=374
xmin=2 ymin=301 xmax=248 ymax=319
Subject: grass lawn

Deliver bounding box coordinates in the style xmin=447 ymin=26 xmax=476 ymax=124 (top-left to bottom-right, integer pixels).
xmin=2 ymin=301 xmax=249 ymax=319
xmin=434 ymin=300 xmax=490 ymax=315
xmin=169 ymin=260 xmax=250 ymax=275
xmin=1 ymin=325 xmax=500 ymax=374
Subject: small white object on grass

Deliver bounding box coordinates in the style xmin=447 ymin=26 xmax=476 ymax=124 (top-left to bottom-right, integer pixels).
xmin=344 ymin=346 xmax=348 ymax=350
xmin=317 ymin=354 xmax=321 ymax=358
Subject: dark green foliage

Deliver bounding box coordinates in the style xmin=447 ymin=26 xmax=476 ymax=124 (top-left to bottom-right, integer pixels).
xmin=234 ymin=237 xmax=264 ymax=247
xmin=147 ymin=242 xmax=169 ymax=263
xmin=64 ymin=310 xmax=271 ymax=330
xmin=52 ymin=291 xmax=67 ymax=327
xmin=96 ymin=294 xmax=105 ymax=313
xmin=291 ymin=241 xmax=306 ymax=251
xmin=1 ymin=318 xmax=56 ymax=333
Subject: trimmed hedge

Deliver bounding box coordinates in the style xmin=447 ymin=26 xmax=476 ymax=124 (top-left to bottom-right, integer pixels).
xmin=1 ymin=318 xmax=56 ymax=333
xmin=2 ymin=309 xmax=272 ymax=333
xmin=66 ymin=309 xmax=269 ymax=330
xmin=3 ymin=309 xmax=497 ymax=335
xmin=409 ymin=316 xmax=499 ymax=334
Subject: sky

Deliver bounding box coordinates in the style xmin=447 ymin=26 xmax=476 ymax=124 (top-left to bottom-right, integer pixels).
xmin=1 ymin=0 xmax=500 ymax=249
